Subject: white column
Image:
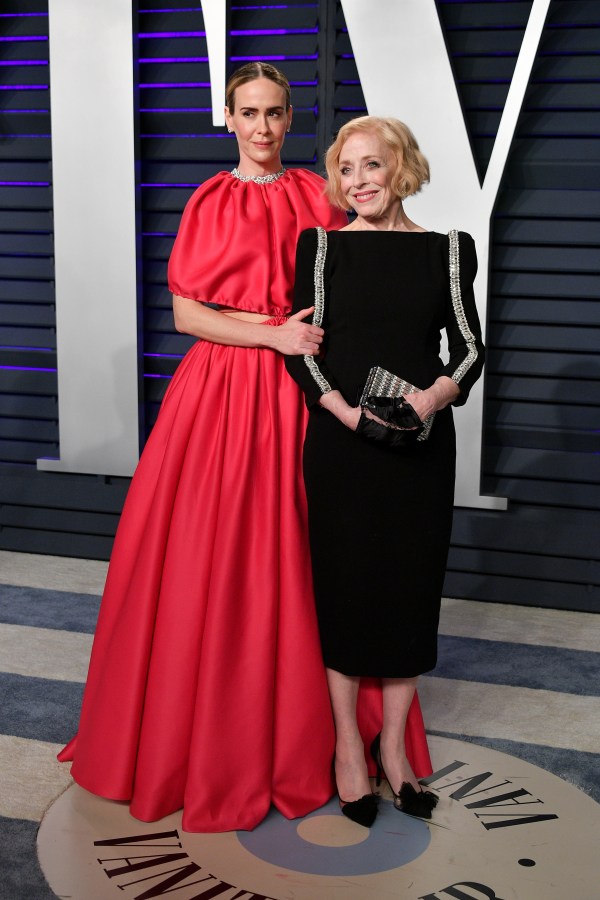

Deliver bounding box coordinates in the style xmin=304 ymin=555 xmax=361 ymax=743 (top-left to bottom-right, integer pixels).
xmin=39 ymin=0 xmax=140 ymax=477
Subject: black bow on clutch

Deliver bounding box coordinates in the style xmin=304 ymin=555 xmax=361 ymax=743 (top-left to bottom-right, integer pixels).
xmin=356 ymin=395 xmax=424 ymax=449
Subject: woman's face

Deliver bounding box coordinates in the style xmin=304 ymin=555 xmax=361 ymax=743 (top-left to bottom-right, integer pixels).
xmin=225 ymin=77 xmax=292 ymax=176
xmin=338 ymin=130 xmax=400 ymax=220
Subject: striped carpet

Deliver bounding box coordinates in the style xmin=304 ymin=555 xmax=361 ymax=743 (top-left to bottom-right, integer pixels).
xmin=1 ymin=549 xmax=599 ymax=899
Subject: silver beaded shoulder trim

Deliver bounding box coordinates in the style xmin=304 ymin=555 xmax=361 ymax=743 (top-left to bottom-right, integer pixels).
xmin=303 ymin=227 xmax=332 ymax=394
xmin=230 ymin=166 xmax=285 ymax=184
xmin=448 ymin=229 xmax=478 ymax=384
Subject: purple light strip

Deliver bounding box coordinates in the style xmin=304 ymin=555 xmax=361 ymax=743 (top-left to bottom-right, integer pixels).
xmin=138 ymin=6 xmax=208 ymax=10
xmin=140 ymin=105 xmax=314 ymax=113
xmin=144 ymin=352 xmax=182 ymax=359
xmin=141 ymin=182 xmax=203 ymax=186
xmin=0 ymin=36 xmax=47 ymax=42
xmin=144 ymin=373 xmax=171 ymax=379
xmin=140 ymin=82 xmax=211 ymax=88
xmin=140 ymin=133 xmax=231 ymax=138
xmin=0 ymin=365 xmax=57 ymax=373
xmin=139 ymin=28 xmax=317 ymax=37
xmin=140 ymin=132 xmax=313 ymax=138
xmin=139 ymin=80 xmax=317 ymax=88
xmin=0 ymin=181 xmax=50 ymax=186
xmin=139 ymin=57 xmax=209 ymax=63
xmin=231 ymin=54 xmax=318 ymax=61
xmin=234 ymin=27 xmax=317 ymax=35
xmin=139 ymin=107 xmax=213 ymax=112
xmin=139 ymin=31 xmax=206 ymax=38
xmin=142 ymin=54 xmax=321 ymax=65
xmin=137 ymin=3 xmax=304 ymax=7
xmin=0 ymin=346 xmax=54 ymax=352
xmin=138 ymin=4 xmax=300 ymax=9
xmin=0 ymin=61 xmax=48 ymax=67
xmin=0 ymin=11 xmax=47 ymax=16
xmin=0 ymin=85 xmax=48 ymax=91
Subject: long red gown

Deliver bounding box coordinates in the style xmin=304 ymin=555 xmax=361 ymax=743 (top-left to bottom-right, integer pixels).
xmin=58 ymin=169 xmax=433 ymax=832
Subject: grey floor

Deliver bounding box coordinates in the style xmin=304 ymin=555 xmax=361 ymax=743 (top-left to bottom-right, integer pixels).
xmin=1 ymin=549 xmax=599 ymax=898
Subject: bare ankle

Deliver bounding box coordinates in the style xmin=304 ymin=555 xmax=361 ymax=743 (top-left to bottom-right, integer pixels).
xmin=334 ymin=735 xmax=364 ymax=763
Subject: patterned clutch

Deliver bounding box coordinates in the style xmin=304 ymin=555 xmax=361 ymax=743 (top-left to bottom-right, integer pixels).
xmin=359 ymin=366 xmax=435 ymax=441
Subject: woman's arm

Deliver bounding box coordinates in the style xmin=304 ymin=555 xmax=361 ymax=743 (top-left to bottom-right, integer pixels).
xmin=440 ymin=231 xmax=485 ymax=406
xmin=400 ymin=232 xmax=483 ymax=423
xmin=173 ymin=295 xmax=324 ymax=356
xmin=319 ymin=390 xmax=361 ymax=429
xmin=285 ymin=229 xmax=344 ymax=406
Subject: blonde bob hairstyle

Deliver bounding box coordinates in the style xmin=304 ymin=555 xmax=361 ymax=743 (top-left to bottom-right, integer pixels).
xmin=325 ymin=116 xmax=429 ymax=210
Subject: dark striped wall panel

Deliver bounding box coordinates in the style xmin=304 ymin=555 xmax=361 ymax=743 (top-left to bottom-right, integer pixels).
xmin=0 ymin=0 xmax=57 ymax=468
xmin=0 ymin=0 xmax=598 ymax=613
xmin=441 ymin=0 xmax=599 ymax=612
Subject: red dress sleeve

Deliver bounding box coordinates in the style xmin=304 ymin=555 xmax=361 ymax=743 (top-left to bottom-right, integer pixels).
xmin=167 ymin=169 xmax=347 ymax=317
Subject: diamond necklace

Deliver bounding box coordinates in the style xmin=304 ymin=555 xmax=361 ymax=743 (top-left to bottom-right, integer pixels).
xmin=231 ymin=167 xmax=286 ymax=184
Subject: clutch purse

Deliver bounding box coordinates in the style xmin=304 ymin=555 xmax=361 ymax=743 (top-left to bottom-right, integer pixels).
xmin=359 ymin=366 xmax=435 ymax=442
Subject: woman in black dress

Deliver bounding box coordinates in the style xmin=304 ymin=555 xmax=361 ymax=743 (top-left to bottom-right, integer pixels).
xmin=285 ymin=116 xmax=485 ymax=827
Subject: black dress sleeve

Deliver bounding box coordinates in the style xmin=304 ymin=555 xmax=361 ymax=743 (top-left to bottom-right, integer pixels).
xmin=284 ymin=228 xmax=341 ymax=408
xmin=440 ymin=231 xmax=485 ymax=406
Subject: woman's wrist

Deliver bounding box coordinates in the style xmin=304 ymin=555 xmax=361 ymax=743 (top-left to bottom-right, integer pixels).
xmin=430 ymin=376 xmax=460 ymax=411
xmin=319 ymin=390 xmax=360 ymax=429
xmin=258 ymin=326 xmax=277 ymax=351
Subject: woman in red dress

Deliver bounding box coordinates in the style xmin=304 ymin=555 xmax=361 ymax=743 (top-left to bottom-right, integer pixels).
xmin=59 ymin=63 xmax=432 ymax=832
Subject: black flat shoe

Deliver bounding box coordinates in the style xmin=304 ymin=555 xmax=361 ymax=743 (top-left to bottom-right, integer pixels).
xmin=370 ymin=732 xmax=438 ymax=820
xmin=339 ymin=792 xmax=379 ymax=827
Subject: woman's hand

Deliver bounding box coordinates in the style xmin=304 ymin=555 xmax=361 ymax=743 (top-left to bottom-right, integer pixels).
xmin=317 ymin=378 xmax=460 ymax=438
xmin=404 ymin=377 xmax=461 ymax=421
xmin=319 ymin=391 xmax=361 ymax=429
xmin=172 ymin=296 xmax=323 ymax=353
xmin=269 ymin=307 xmax=324 ymax=356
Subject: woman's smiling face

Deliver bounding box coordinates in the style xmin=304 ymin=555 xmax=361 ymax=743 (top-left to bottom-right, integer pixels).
xmin=338 ymin=130 xmax=401 ymax=221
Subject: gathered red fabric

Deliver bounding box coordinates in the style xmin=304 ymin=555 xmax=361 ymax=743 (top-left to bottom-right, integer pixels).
xmin=58 ymin=169 xmax=433 ymax=832
xmin=168 ymin=169 xmax=345 ymax=314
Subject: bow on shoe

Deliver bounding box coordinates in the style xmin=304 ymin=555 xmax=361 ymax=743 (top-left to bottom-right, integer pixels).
xmin=395 ymin=782 xmax=439 ymax=819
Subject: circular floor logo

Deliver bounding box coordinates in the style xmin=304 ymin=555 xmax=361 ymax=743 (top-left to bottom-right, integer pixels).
xmin=37 ymin=737 xmax=600 ymax=900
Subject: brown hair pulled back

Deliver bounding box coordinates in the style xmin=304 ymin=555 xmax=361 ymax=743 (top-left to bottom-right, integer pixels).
xmin=225 ymin=62 xmax=292 ymax=112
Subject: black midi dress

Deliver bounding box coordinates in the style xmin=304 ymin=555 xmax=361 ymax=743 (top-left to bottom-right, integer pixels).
xmin=285 ymin=228 xmax=485 ymax=679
